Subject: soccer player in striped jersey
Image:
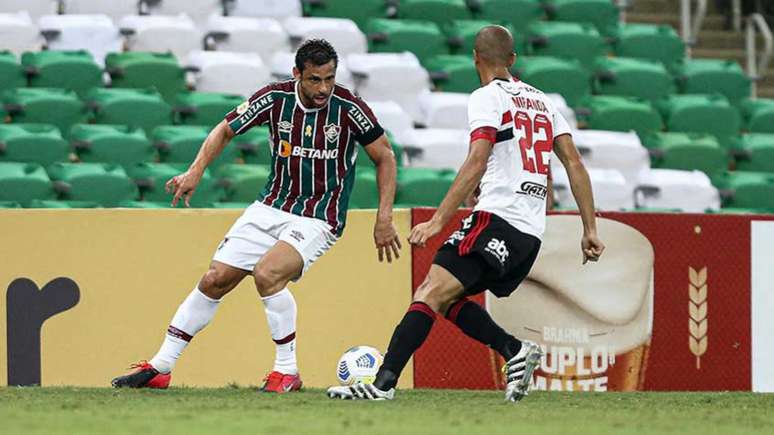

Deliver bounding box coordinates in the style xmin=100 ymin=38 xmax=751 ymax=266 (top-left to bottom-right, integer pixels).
xmin=112 ymin=39 xmax=402 ymax=392
xmin=328 ymin=26 xmax=605 ymax=402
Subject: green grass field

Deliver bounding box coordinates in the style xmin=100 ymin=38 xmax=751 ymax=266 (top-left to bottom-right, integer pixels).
xmin=1 ymin=387 xmax=772 ymax=435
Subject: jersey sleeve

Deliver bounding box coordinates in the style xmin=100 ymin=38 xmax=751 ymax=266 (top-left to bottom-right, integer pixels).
xmin=468 ymin=87 xmax=501 ymax=143
xmin=224 ymin=85 xmax=275 ymax=135
xmin=347 ymin=96 xmax=385 ymax=146
xmin=552 ymin=108 xmax=572 ymax=138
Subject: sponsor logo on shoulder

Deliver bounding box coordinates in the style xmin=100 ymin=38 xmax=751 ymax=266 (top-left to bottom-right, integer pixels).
xmin=517 ymin=181 xmax=547 ymax=199
xmin=485 ymin=238 xmax=510 ymax=265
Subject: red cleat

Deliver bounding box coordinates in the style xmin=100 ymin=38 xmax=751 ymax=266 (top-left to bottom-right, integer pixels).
xmin=261 ymin=371 xmax=303 ymax=393
xmin=111 ymin=361 xmax=171 ymax=389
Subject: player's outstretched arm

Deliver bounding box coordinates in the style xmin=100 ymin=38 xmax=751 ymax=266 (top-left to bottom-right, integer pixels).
xmin=165 ymin=120 xmax=236 ymax=207
xmin=364 ymin=134 xmax=402 ymax=263
xmin=409 ymin=138 xmax=493 ymax=247
xmin=553 ymin=133 xmax=605 ymax=263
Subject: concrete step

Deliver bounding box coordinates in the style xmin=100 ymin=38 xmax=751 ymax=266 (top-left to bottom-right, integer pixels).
xmin=696 ymin=30 xmax=748 ymax=49
xmin=691 ymin=47 xmax=747 ymax=64
xmin=756 ymin=87 xmax=774 ymax=98
xmin=627 ymin=0 xmax=680 ymax=14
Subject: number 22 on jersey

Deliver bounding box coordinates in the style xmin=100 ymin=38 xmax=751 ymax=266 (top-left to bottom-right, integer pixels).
xmin=513 ymin=111 xmax=553 ymax=175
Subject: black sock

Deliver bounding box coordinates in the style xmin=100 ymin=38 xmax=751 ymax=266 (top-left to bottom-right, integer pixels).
xmin=373 ymin=301 xmax=436 ymax=391
xmin=446 ymin=298 xmax=522 ymax=361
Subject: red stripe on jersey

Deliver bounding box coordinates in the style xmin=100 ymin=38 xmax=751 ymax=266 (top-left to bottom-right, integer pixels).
xmin=459 ymin=211 xmax=491 ymax=255
xmin=470 ymin=126 xmax=497 ymax=144
xmin=280 ymin=106 xmax=305 ymax=211
xmin=501 ymin=111 xmax=513 ymax=125
xmin=262 ymin=98 xmax=288 ymax=206
xmin=326 ymin=124 xmax=349 ymax=229
xmin=302 ymin=105 xmax=329 ymax=217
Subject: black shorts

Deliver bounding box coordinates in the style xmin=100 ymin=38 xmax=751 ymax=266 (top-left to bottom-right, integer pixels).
xmin=433 ymin=211 xmax=541 ymax=298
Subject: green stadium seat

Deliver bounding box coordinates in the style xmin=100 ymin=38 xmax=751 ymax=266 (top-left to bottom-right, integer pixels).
xmin=304 ymin=0 xmax=394 ymax=28
xmin=0 ymin=123 xmax=69 ymax=166
xmin=656 ymin=94 xmax=741 ymax=146
xmin=355 ymin=133 xmax=405 ymax=168
xmin=469 ymin=0 xmax=544 ymax=32
xmin=674 ymin=59 xmax=750 ymax=104
xmin=513 ymin=56 xmax=591 ymax=106
xmin=212 ymin=202 xmax=251 ymax=209
xmin=349 ymin=166 xmax=379 ymax=208
xmin=0 ymin=51 xmax=24 ymax=91
xmin=105 ymin=52 xmax=186 ymax=103
xmin=425 ymin=55 xmax=479 ymax=93
xmin=26 ymin=199 xmax=100 ymax=208
xmin=0 ymin=201 xmax=22 ymax=208
xmin=716 ymin=207 xmax=774 ymax=214
xmin=237 ymin=126 xmax=272 ymax=165
xmin=527 ymin=21 xmax=606 ymax=67
xmin=69 ymin=124 xmax=155 ymax=166
xmin=0 ymin=162 xmax=55 ymax=206
xmin=396 ymin=167 xmax=455 ymax=206
xmin=713 ymin=171 xmax=774 ymax=209
xmin=739 ymin=98 xmax=774 ymax=133
xmin=366 ymin=18 xmax=448 ymax=65
xmin=216 ymin=163 xmax=271 ymax=203
xmin=175 ymin=92 xmax=244 ymax=127
xmin=126 ymin=162 xmax=222 ymax=206
xmin=86 ymin=88 xmax=173 ymax=134
xmin=444 ymin=20 xmax=525 ymax=56
xmin=639 ymin=132 xmax=728 ymax=176
xmin=116 ymin=200 xmax=171 ymax=208
xmin=3 ymin=88 xmax=88 ymax=134
xmin=545 ymin=0 xmax=619 ymax=36
xmin=21 ymin=50 xmax=102 ymax=96
xmin=614 ymin=23 xmax=685 ymax=67
xmin=577 ymin=96 xmax=662 ymax=134
xmin=152 ymin=125 xmax=240 ymax=168
xmin=398 ymin=0 xmax=472 ymax=26
xmin=47 ymin=162 xmax=138 ymax=206
xmin=728 ymin=134 xmax=774 ymax=173
xmin=593 ymin=57 xmax=675 ymax=101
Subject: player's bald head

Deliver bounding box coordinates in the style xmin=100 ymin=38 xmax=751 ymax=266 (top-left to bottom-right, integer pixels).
xmin=474 ymin=25 xmax=515 ymax=67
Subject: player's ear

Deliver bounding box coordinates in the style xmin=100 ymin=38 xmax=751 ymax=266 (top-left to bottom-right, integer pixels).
xmin=292 ymin=66 xmax=301 ymax=81
xmin=508 ymin=52 xmax=516 ymax=68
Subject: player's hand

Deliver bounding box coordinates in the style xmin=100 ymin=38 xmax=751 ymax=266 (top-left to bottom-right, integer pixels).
xmin=408 ymin=219 xmax=443 ymax=248
xmin=165 ymin=169 xmax=202 ymax=208
xmin=374 ymin=218 xmax=402 ymax=263
xmin=581 ymin=231 xmax=605 ymax=264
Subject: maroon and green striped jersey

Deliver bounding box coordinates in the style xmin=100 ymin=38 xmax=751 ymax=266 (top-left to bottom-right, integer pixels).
xmin=224 ymin=80 xmax=384 ymax=236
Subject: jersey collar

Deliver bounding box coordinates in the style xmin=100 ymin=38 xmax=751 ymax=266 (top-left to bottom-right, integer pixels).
xmin=295 ymin=81 xmax=331 ymax=113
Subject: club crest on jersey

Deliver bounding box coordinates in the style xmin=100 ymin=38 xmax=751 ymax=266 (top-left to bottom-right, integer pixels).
xmin=324 ymin=124 xmax=341 ymax=142
xmin=278 ymin=121 xmax=293 ymax=134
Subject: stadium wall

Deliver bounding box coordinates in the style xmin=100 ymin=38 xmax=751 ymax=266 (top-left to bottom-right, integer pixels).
xmin=411 ymin=209 xmax=774 ymax=392
xmin=0 ymin=209 xmax=413 ymax=389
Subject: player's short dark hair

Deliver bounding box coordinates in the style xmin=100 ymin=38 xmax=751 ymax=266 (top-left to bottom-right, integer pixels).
xmin=295 ymin=39 xmax=338 ymax=72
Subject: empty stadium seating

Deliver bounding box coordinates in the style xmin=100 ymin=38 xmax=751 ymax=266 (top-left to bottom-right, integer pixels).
xmin=593 ymin=56 xmax=675 ymax=101
xmin=426 ymin=55 xmax=479 ymax=93
xmin=564 ymin=129 xmax=650 ymax=185
xmin=145 ymin=0 xmax=224 ymax=25
xmin=22 ymin=50 xmax=102 ymax=96
xmin=60 ymin=0 xmax=138 ymax=21
xmin=303 ymin=0 xmax=393 ymax=29
xmin=396 ymin=167 xmax=455 ymax=206
xmin=577 ymin=96 xmax=662 ymax=134
xmin=175 ymin=92 xmax=243 ymax=127
xmin=119 ymin=14 xmax=201 ymax=62
xmin=740 ymin=98 xmax=774 ymax=133
xmin=656 ymin=94 xmax=741 ymax=146
xmin=69 ymin=124 xmax=154 ymax=166
xmin=284 ymin=17 xmax=367 ymax=58
xmin=216 ymin=163 xmax=271 ymax=203
xmin=728 ymin=134 xmax=774 ymax=173
xmin=349 ymin=166 xmax=379 ymax=208
xmin=3 ymin=87 xmax=87 ymax=133
xmin=613 ymin=23 xmax=685 ymax=67
xmin=545 ymin=0 xmax=619 ymax=36
xmin=552 ymin=167 xmax=634 ymax=210
xmin=187 ymin=50 xmax=269 ymax=97
xmin=267 ymin=51 xmax=356 ymax=89
xmin=235 ymin=126 xmax=272 ymax=165
xmin=204 ymin=15 xmax=289 ymax=61
xmin=471 ymin=0 xmax=543 ymax=32
xmin=713 ymin=171 xmax=774 ymax=210
xmin=640 ymin=132 xmax=728 ymax=177
xmin=401 ymin=128 xmax=468 ymax=169
xmin=674 ymin=59 xmax=751 ymax=104
xmin=86 ymin=88 xmax=173 ymax=133
xmin=445 ymin=20 xmax=524 ymax=56
xmin=27 ymin=199 xmax=99 ymax=208
xmin=224 ymin=0 xmax=303 ymax=19
xmin=0 ymin=12 xmax=42 ymax=57
xmin=367 ymin=101 xmax=414 ymax=144
xmin=418 ymin=92 xmax=469 ymax=129
xmin=47 ymin=162 xmax=138 ymax=206
xmin=152 ymin=125 xmax=239 ymax=168
xmin=514 ymin=56 xmax=591 ymax=106
xmin=38 ymin=14 xmax=121 ymax=66
xmin=125 ymin=162 xmax=222 ymax=206
xmin=398 ymin=0 xmax=472 ymax=26
xmin=0 ymin=161 xmax=55 ymax=205
xmin=527 ymin=21 xmax=606 ymax=67
xmin=106 ymin=51 xmax=185 ymax=103
xmin=0 ymin=50 xmax=26 ymax=90
xmin=365 ymin=18 xmax=448 ymax=66
xmin=0 ymin=123 xmax=69 ymax=165
xmin=635 ymin=169 xmax=721 ymax=212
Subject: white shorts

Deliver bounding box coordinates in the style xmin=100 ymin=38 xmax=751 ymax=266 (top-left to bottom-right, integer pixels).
xmin=212 ymin=201 xmax=338 ymax=278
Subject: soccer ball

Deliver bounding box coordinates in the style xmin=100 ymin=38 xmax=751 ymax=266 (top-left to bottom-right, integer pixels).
xmin=336 ymin=346 xmax=383 ymax=386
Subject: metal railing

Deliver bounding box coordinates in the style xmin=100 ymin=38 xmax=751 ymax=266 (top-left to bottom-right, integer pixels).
xmin=681 ymin=0 xmax=708 ymax=58
xmin=746 ymin=13 xmax=774 ymax=98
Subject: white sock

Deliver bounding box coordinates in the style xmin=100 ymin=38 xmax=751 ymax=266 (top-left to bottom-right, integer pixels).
xmin=262 ymin=288 xmax=298 ymax=375
xmin=149 ymin=287 xmax=221 ymax=374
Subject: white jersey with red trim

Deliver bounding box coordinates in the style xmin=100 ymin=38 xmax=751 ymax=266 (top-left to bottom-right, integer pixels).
xmin=468 ymin=77 xmax=572 ymax=240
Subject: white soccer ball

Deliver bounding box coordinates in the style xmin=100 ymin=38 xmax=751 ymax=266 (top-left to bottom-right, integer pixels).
xmin=336 ymin=345 xmax=383 ymax=386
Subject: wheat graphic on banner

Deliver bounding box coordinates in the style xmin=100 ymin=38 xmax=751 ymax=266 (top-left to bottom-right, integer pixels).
xmin=689 ymin=267 xmax=708 ymax=369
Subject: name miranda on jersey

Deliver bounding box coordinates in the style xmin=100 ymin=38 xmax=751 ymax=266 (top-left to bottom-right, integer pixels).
xmin=511 ymin=96 xmax=548 ymax=113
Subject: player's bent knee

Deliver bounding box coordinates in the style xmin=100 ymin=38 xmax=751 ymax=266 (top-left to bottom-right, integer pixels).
xmin=198 ymin=267 xmax=236 ymax=299
xmin=413 ymin=282 xmax=455 ymax=314
xmin=253 ymin=266 xmax=287 ymax=297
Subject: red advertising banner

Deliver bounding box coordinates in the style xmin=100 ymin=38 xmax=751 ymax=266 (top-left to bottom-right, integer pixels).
xmin=411 ymin=209 xmax=774 ymax=391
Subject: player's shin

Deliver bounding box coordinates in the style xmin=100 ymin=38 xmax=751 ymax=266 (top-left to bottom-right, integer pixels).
xmin=446 ymin=297 xmax=522 ymax=360
xmin=262 ymin=288 xmax=298 ymax=375
xmin=149 ymin=287 xmax=221 ymax=374
xmin=373 ymin=301 xmax=437 ymax=391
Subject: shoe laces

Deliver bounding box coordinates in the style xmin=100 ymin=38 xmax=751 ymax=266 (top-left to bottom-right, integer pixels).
xmin=129 ymin=360 xmax=151 ymax=370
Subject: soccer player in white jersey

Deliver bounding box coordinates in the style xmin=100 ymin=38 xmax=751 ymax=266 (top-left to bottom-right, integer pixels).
xmin=328 ymin=25 xmax=605 ymax=402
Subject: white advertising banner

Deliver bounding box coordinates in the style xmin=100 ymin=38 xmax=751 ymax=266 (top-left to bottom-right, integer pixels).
xmin=752 ymin=221 xmax=774 ymax=393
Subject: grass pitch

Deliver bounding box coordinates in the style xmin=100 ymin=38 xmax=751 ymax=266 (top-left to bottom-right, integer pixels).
xmin=0 ymin=387 xmax=771 ymax=435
